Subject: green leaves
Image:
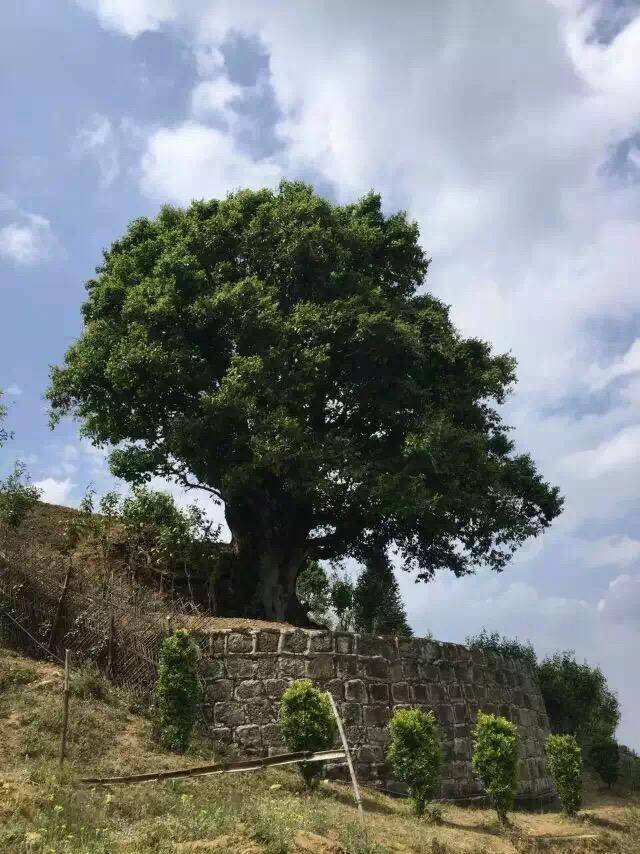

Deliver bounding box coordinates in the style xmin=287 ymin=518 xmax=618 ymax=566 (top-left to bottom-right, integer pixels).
xmin=154 ymin=629 xmax=200 ymax=753
xmin=279 ymin=680 xmax=337 ymax=788
xmin=47 ymin=181 xmax=563 ymax=619
xmin=387 ymin=708 xmax=441 ymax=815
xmin=472 ymin=712 xmax=519 ymax=823
xmin=546 ymin=734 xmax=583 ymax=815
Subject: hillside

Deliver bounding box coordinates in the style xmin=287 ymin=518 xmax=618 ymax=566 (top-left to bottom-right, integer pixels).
xmin=0 ymin=645 xmax=638 ymax=853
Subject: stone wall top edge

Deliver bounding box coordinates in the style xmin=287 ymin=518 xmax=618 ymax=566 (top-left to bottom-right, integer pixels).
xmin=189 ymin=626 xmax=532 ymax=669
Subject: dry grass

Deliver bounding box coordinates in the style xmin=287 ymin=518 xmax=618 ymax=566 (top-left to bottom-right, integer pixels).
xmin=0 ymin=646 xmax=638 ymax=854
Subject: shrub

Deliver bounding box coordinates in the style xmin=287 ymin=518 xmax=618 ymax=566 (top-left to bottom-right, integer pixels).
xmin=471 ymin=712 xmax=519 ymax=824
xmin=330 ymin=576 xmax=354 ymax=631
xmin=590 ymin=736 xmax=619 ymax=789
xmin=154 ymin=629 xmax=200 ymax=752
xmin=387 ymin=708 xmax=442 ymax=815
xmin=546 ymin=734 xmax=582 ymax=815
xmin=537 ymin=651 xmax=619 ymax=746
xmin=0 ymin=462 xmax=41 ymax=528
xmin=465 ymin=628 xmax=536 ymax=671
xmin=279 ymin=680 xmax=337 ymax=788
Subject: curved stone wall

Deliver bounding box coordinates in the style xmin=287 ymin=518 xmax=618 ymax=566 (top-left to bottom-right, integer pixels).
xmin=193 ymin=627 xmax=555 ymax=805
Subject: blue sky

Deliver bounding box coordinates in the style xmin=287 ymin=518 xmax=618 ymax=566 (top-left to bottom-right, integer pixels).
xmin=1 ymin=0 xmax=640 ymax=747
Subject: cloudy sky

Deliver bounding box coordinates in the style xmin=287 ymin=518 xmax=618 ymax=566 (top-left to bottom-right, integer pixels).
xmin=1 ymin=0 xmax=639 ymax=747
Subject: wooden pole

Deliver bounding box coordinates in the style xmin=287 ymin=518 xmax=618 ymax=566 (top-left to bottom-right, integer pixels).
xmin=327 ymin=692 xmax=364 ymax=822
xmin=80 ymin=748 xmax=347 ymax=786
xmin=59 ymin=650 xmax=71 ymax=769
xmin=49 ymin=563 xmax=73 ymax=653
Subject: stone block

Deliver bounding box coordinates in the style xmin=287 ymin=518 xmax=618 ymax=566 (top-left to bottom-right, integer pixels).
xmin=200 ymin=658 xmax=225 ymax=679
xmin=278 ymin=656 xmax=306 ymax=678
xmin=340 ymin=702 xmax=362 ymax=726
xmin=324 ymin=678 xmax=344 ymax=701
xmin=397 ymin=638 xmax=420 ymax=658
xmin=366 ymin=726 xmax=388 ymax=745
xmin=206 ymin=679 xmax=233 ymax=702
xmin=210 ymin=726 xmax=232 ymax=744
xmin=281 ymin=630 xmax=309 ymax=654
xmin=410 ymin=683 xmax=428 ymax=702
xmin=309 ymin=631 xmax=333 ymax=653
xmin=402 ymin=659 xmax=420 ymax=680
xmin=369 ymin=682 xmax=389 ymax=702
xmin=447 ymin=684 xmax=462 ymax=701
xmin=214 ymin=701 xmax=245 ymax=728
xmin=336 ymin=654 xmax=359 ymax=677
xmin=359 ymin=744 xmax=384 ymax=762
xmin=235 ymin=724 xmax=262 ymax=748
xmin=227 ymin=632 xmax=254 ymax=654
xmin=235 ymin=680 xmax=263 ymax=700
xmin=209 ymin=633 xmax=227 ymax=655
xmin=364 ymin=657 xmax=390 ymax=679
xmin=438 ymin=663 xmax=454 ymax=682
xmin=264 ymin=678 xmax=289 ymax=698
xmin=363 ymin=704 xmax=392 ymax=727
xmin=335 ymin=633 xmax=354 ymax=654
xmin=357 ymin=636 xmax=395 ymax=658
xmin=243 ymin=699 xmax=275 ymax=724
xmin=306 ymin=655 xmax=335 ymax=679
xmin=391 ymin=682 xmax=409 ymax=703
xmin=345 ymin=679 xmax=367 ymax=703
xmin=256 ymin=630 xmax=280 ymax=652
xmin=255 ymin=657 xmax=278 ymax=679
xmin=226 ymin=657 xmax=259 ymax=679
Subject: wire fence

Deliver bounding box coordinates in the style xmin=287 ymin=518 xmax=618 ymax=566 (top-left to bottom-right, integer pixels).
xmin=0 ymin=531 xmax=214 ymax=703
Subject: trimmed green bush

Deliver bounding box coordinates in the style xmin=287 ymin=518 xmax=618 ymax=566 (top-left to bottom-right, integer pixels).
xmin=279 ymin=680 xmax=337 ymax=788
xmin=387 ymin=708 xmax=442 ymax=815
xmin=154 ymin=629 xmax=200 ymax=752
xmin=546 ymin=734 xmax=583 ymax=815
xmin=471 ymin=712 xmax=519 ymax=824
xmin=590 ymin=736 xmax=619 ymax=789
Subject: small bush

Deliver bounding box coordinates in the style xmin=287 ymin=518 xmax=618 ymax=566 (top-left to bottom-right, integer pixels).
xmin=279 ymin=680 xmax=337 ymax=788
xmin=590 ymin=736 xmax=619 ymax=789
xmin=546 ymin=733 xmax=583 ymax=815
xmin=387 ymin=708 xmax=442 ymax=815
xmin=466 ymin=628 xmax=537 ymax=671
xmin=471 ymin=712 xmax=519 ymax=824
xmin=154 ymin=629 xmax=200 ymax=752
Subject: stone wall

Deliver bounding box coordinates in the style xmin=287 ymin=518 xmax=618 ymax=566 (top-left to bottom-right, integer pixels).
xmin=192 ymin=627 xmax=555 ymax=805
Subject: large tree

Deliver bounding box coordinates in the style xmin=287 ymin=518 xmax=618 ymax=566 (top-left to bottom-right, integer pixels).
xmin=48 ymin=182 xmax=562 ymax=621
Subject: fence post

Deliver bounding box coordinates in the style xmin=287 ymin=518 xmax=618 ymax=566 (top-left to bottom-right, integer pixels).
xmin=59 ymin=649 xmax=71 ymax=769
xmin=327 ymin=691 xmax=365 ymax=823
xmin=49 ymin=563 xmax=73 ymax=653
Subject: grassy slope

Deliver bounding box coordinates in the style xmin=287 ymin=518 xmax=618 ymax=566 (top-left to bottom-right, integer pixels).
xmin=0 ymin=647 xmax=638 ymax=854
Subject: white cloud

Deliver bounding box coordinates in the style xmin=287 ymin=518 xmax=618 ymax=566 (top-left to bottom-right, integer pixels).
xmin=0 ymin=213 xmax=58 ymax=266
xmin=588 ymin=339 xmax=640 ymax=391
xmin=583 ymin=535 xmax=640 ymax=569
xmin=75 ymin=0 xmax=177 ymax=38
xmin=140 ymin=122 xmax=282 ymax=204
xmin=598 ymin=573 xmax=640 ymax=625
xmin=34 ymin=477 xmax=75 ymax=505
xmin=190 ymin=77 xmax=243 ymax=124
xmin=5 ymin=384 xmax=23 ymax=397
xmin=75 ymin=114 xmax=120 ymax=186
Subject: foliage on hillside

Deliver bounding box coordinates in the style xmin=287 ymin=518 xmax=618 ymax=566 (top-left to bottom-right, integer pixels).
xmin=0 ymin=646 xmax=639 ymax=853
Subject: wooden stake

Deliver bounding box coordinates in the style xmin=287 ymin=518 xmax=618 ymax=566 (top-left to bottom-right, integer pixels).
xmin=59 ymin=650 xmax=71 ymax=769
xmin=327 ymin=692 xmax=364 ymax=822
xmin=49 ymin=563 xmax=73 ymax=653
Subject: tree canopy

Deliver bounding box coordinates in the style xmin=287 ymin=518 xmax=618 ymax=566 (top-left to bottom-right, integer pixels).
xmin=47 ymin=181 xmax=562 ymax=620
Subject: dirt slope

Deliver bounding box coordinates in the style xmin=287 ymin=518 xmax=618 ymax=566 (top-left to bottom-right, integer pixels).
xmin=0 ymin=646 xmax=638 ymax=853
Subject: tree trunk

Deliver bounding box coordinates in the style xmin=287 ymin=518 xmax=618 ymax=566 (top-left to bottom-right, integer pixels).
xmin=217 ymin=495 xmax=312 ymax=624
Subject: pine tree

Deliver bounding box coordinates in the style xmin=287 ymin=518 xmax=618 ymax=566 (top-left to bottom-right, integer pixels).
xmin=353 ymin=543 xmax=412 ymax=636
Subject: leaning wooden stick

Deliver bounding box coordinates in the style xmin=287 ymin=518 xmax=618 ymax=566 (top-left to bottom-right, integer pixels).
xmin=59 ymin=649 xmax=71 ymax=768
xmin=80 ymin=748 xmax=347 ymax=786
xmin=327 ymin=691 xmax=364 ymax=822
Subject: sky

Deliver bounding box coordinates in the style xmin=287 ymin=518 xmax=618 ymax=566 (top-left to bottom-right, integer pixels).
xmin=1 ymin=0 xmax=639 ymax=747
